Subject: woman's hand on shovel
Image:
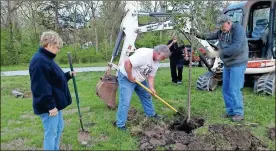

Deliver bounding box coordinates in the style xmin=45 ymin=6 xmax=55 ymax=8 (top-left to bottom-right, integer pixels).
xmin=70 ymin=71 xmax=76 ymax=77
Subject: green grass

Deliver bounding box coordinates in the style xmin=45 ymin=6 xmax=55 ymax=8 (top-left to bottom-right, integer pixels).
xmin=1 ymin=59 xmax=170 ymax=71
xmin=1 ymin=62 xmax=110 ymax=71
xmin=1 ymin=67 xmax=275 ymax=150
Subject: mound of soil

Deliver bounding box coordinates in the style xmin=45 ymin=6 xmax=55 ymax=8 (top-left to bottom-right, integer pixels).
xmin=127 ymin=107 xmax=268 ymax=150
xmin=138 ymin=124 xmax=267 ymax=150
xmin=128 ymin=107 xmax=138 ymax=121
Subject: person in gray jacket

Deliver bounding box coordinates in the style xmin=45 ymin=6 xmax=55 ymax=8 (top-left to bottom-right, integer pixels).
xmin=192 ymin=14 xmax=249 ymax=122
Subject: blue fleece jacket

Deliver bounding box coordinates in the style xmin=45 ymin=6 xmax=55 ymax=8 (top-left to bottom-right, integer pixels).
xmin=197 ymin=23 xmax=249 ymax=68
xmin=29 ymin=47 xmax=72 ymax=115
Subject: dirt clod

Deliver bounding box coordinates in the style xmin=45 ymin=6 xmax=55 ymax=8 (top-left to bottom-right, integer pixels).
xmin=144 ymin=131 xmax=155 ymax=137
xmin=268 ymin=127 xmax=275 ymax=140
xmin=60 ymin=144 xmax=73 ymax=150
xmin=130 ymin=126 xmax=143 ymax=136
xmin=23 ymin=91 xmax=32 ymax=98
xmin=149 ymin=138 xmax=166 ymax=146
xmin=174 ymin=143 xmax=188 ymax=150
xmin=128 ymin=107 xmax=138 ymax=120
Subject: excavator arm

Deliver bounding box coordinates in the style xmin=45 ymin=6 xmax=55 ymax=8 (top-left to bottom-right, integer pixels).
xmin=97 ymin=8 xmax=224 ymax=109
xmin=108 ymin=9 xmax=222 ymax=74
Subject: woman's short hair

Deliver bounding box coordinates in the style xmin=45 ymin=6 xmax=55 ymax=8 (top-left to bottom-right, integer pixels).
xmin=40 ymin=31 xmax=63 ymax=48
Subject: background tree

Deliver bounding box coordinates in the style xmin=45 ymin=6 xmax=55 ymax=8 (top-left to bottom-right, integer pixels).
xmin=1 ymin=0 xmax=226 ymax=66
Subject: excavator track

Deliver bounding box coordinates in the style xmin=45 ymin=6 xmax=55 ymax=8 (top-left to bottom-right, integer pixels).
xmin=196 ymin=71 xmax=218 ymax=91
xmin=254 ymin=72 xmax=275 ymax=96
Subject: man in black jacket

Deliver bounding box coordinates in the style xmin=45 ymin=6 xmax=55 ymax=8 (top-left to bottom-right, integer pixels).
xmin=167 ymin=35 xmax=189 ymax=84
xmin=29 ymin=31 xmax=76 ymax=150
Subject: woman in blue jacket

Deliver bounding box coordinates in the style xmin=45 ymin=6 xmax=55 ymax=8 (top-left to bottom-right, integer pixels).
xmin=29 ymin=31 xmax=75 ymax=150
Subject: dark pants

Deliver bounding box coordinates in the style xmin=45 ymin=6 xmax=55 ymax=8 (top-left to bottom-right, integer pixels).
xmin=170 ymin=59 xmax=184 ymax=83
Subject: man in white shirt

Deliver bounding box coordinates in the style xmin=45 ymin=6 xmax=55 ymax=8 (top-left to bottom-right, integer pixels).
xmin=116 ymin=45 xmax=171 ymax=130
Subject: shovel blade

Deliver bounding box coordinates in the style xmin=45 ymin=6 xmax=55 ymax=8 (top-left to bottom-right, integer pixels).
xmin=96 ymin=73 xmax=118 ymax=109
xmin=78 ymin=130 xmax=90 ymax=145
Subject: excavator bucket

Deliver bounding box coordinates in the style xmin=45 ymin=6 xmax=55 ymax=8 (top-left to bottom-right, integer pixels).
xmin=96 ymin=68 xmax=118 ymax=109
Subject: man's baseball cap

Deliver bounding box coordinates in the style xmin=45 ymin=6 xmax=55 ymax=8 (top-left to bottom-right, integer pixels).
xmin=215 ymin=14 xmax=232 ymax=28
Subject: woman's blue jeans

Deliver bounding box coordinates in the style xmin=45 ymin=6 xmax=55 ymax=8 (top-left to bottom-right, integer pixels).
xmin=39 ymin=110 xmax=64 ymax=150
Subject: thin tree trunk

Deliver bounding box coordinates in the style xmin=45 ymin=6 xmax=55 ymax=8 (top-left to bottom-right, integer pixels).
xmin=94 ymin=24 xmax=98 ymax=52
xmin=74 ymin=2 xmax=77 ymax=63
xmin=90 ymin=2 xmax=99 ymax=52
xmin=154 ymin=1 xmax=158 ymax=12
xmin=54 ymin=1 xmax=59 ymax=32
xmin=7 ymin=1 xmax=15 ymax=64
xmin=31 ymin=2 xmax=39 ymax=42
xmin=103 ymin=22 xmax=107 ymax=61
xmin=187 ymin=3 xmax=195 ymax=122
xmin=110 ymin=20 xmax=115 ymax=47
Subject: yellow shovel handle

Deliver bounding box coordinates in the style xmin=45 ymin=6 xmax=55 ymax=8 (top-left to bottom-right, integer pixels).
xmin=135 ymin=80 xmax=178 ymax=113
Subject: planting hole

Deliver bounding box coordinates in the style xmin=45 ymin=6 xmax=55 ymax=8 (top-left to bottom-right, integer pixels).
xmin=169 ymin=117 xmax=205 ymax=133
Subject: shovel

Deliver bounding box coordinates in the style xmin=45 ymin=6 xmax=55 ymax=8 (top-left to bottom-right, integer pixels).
xmin=67 ymin=52 xmax=90 ymax=145
xmin=135 ymin=80 xmax=184 ymax=116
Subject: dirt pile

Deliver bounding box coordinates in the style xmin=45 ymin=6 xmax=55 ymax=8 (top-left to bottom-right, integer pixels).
xmin=137 ymin=124 xmax=267 ymax=150
xmin=127 ymin=107 xmax=268 ymax=150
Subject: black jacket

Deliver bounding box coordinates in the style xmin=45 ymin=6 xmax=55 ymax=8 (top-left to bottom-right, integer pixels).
xmin=167 ymin=40 xmax=186 ymax=61
xmin=29 ymin=47 xmax=72 ymax=115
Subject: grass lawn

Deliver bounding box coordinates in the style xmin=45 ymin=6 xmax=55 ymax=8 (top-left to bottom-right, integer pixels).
xmin=1 ymin=59 xmax=170 ymax=71
xmin=1 ymin=67 xmax=275 ymax=150
xmin=1 ymin=62 xmax=110 ymax=72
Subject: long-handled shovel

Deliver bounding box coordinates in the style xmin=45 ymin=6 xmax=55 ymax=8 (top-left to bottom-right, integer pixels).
xmin=67 ymin=52 xmax=90 ymax=145
xmin=135 ymin=80 xmax=185 ymax=116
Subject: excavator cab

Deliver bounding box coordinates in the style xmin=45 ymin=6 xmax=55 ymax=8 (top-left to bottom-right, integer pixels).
xmin=246 ymin=1 xmax=273 ymax=58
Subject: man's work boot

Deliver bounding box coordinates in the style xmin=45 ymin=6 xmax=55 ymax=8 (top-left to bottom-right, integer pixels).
xmin=221 ymin=114 xmax=233 ymax=118
xmin=112 ymin=121 xmax=127 ymax=131
xmin=113 ymin=121 xmax=128 ymax=131
xmin=152 ymin=114 xmax=163 ymax=121
xmin=117 ymin=126 xmax=128 ymax=131
xmin=231 ymin=115 xmax=244 ymax=122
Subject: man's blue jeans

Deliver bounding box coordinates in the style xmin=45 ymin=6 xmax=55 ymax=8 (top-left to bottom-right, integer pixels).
xmin=116 ymin=71 xmax=156 ymax=128
xmin=222 ymin=65 xmax=247 ymax=116
xmin=39 ymin=110 xmax=64 ymax=150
